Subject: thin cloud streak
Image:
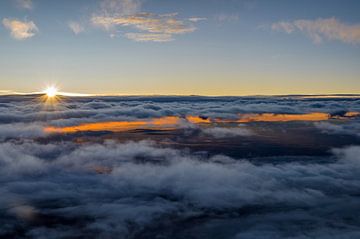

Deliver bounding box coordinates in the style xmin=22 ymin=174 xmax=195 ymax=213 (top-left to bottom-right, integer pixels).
xmin=272 ymin=17 xmax=360 ymax=44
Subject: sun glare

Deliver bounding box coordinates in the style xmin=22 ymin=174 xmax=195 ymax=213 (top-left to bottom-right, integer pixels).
xmin=45 ymin=86 xmax=58 ymax=98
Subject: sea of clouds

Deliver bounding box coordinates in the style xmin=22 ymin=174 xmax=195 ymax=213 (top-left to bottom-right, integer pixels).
xmin=0 ymin=140 xmax=360 ymax=238
xmin=0 ymin=95 xmax=360 ymax=139
xmin=0 ymin=95 xmax=360 ymax=238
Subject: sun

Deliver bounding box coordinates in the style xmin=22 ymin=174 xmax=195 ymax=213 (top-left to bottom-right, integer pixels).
xmin=44 ymin=86 xmax=58 ymax=98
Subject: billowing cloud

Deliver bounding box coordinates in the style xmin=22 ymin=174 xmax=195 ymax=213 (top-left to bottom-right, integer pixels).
xmin=0 ymin=94 xmax=359 ymax=237
xmin=92 ymin=0 xmax=200 ymax=42
xmin=315 ymin=119 xmax=360 ymax=137
xmin=0 ymin=139 xmax=360 ymax=238
xmin=272 ymin=18 xmax=360 ymax=44
xmin=68 ymin=21 xmax=85 ymax=35
xmin=2 ymin=18 xmax=38 ymax=40
xmin=15 ymin=0 xmax=33 ymax=10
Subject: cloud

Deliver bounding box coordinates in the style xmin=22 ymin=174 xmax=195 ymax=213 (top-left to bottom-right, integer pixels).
xmin=68 ymin=21 xmax=85 ymax=35
xmin=15 ymin=0 xmax=33 ymax=10
xmin=188 ymin=17 xmax=207 ymax=23
xmin=0 ymin=123 xmax=46 ymax=140
xmin=0 ymin=139 xmax=360 ymax=238
xmin=2 ymin=18 xmax=38 ymax=40
xmin=92 ymin=0 xmax=200 ymax=42
xmin=125 ymin=33 xmax=173 ymax=42
xmin=202 ymin=126 xmax=253 ymax=138
xmin=0 ymin=95 xmax=360 ymax=237
xmin=272 ymin=17 xmax=360 ymax=44
xmin=0 ymin=95 xmax=359 ymax=128
xmin=315 ymin=120 xmax=360 ymax=137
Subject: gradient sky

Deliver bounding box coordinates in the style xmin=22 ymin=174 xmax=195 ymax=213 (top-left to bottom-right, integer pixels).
xmin=0 ymin=0 xmax=360 ymax=95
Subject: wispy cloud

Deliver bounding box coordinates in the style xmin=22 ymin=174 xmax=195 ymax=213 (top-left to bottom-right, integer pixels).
xmin=92 ymin=0 xmax=201 ymax=42
xmin=68 ymin=21 xmax=85 ymax=35
xmin=188 ymin=17 xmax=207 ymax=23
xmin=272 ymin=17 xmax=360 ymax=44
xmin=15 ymin=0 xmax=33 ymax=10
xmin=125 ymin=33 xmax=173 ymax=42
xmin=2 ymin=18 xmax=38 ymax=40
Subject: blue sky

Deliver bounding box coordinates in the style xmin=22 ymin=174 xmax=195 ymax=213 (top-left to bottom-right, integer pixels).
xmin=0 ymin=0 xmax=360 ymax=95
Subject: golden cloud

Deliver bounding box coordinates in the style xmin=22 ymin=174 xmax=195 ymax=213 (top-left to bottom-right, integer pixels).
xmin=2 ymin=18 xmax=38 ymax=40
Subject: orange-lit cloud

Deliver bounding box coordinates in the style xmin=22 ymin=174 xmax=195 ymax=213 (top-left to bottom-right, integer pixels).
xmin=186 ymin=116 xmax=211 ymax=124
xmin=345 ymin=112 xmax=360 ymax=117
xmin=44 ymin=112 xmax=358 ymax=134
xmin=2 ymin=18 xmax=38 ymax=40
xmin=236 ymin=112 xmax=330 ymax=123
xmin=45 ymin=116 xmax=182 ymax=133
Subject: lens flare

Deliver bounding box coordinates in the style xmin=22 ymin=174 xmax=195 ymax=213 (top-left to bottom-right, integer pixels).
xmin=44 ymin=86 xmax=58 ymax=98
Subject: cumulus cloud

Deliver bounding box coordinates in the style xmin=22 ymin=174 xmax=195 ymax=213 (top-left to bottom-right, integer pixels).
xmin=92 ymin=0 xmax=200 ymax=42
xmin=2 ymin=18 xmax=38 ymax=40
xmin=68 ymin=21 xmax=85 ymax=35
xmin=272 ymin=17 xmax=360 ymax=44
xmin=15 ymin=0 xmax=33 ymax=10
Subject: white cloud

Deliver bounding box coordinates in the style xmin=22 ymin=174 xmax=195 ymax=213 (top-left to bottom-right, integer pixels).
xmin=2 ymin=18 xmax=38 ymax=40
xmin=68 ymin=21 xmax=85 ymax=35
xmin=272 ymin=18 xmax=360 ymax=44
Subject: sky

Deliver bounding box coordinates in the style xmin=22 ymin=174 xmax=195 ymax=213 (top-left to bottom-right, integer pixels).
xmin=0 ymin=0 xmax=360 ymax=96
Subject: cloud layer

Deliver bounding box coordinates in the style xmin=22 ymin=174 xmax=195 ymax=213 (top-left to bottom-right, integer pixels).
xmin=272 ymin=18 xmax=360 ymax=44
xmin=0 ymin=140 xmax=360 ymax=238
xmin=0 ymin=95 xmax=359 ymax=237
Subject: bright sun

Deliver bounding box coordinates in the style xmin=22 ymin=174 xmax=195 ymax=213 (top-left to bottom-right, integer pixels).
xmin=45 ymin=86 xmax=58 ymax=98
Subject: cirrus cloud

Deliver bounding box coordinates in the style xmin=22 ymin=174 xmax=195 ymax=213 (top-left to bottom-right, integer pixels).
xmin=272 ymin=17 xmax=360 ymax=44
xmin=91 ymin=0 xmax=201 ymax=42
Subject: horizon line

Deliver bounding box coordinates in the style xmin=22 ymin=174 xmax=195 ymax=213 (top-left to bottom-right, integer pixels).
xmin=0 ymin=90 xmax=360 ymax=98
